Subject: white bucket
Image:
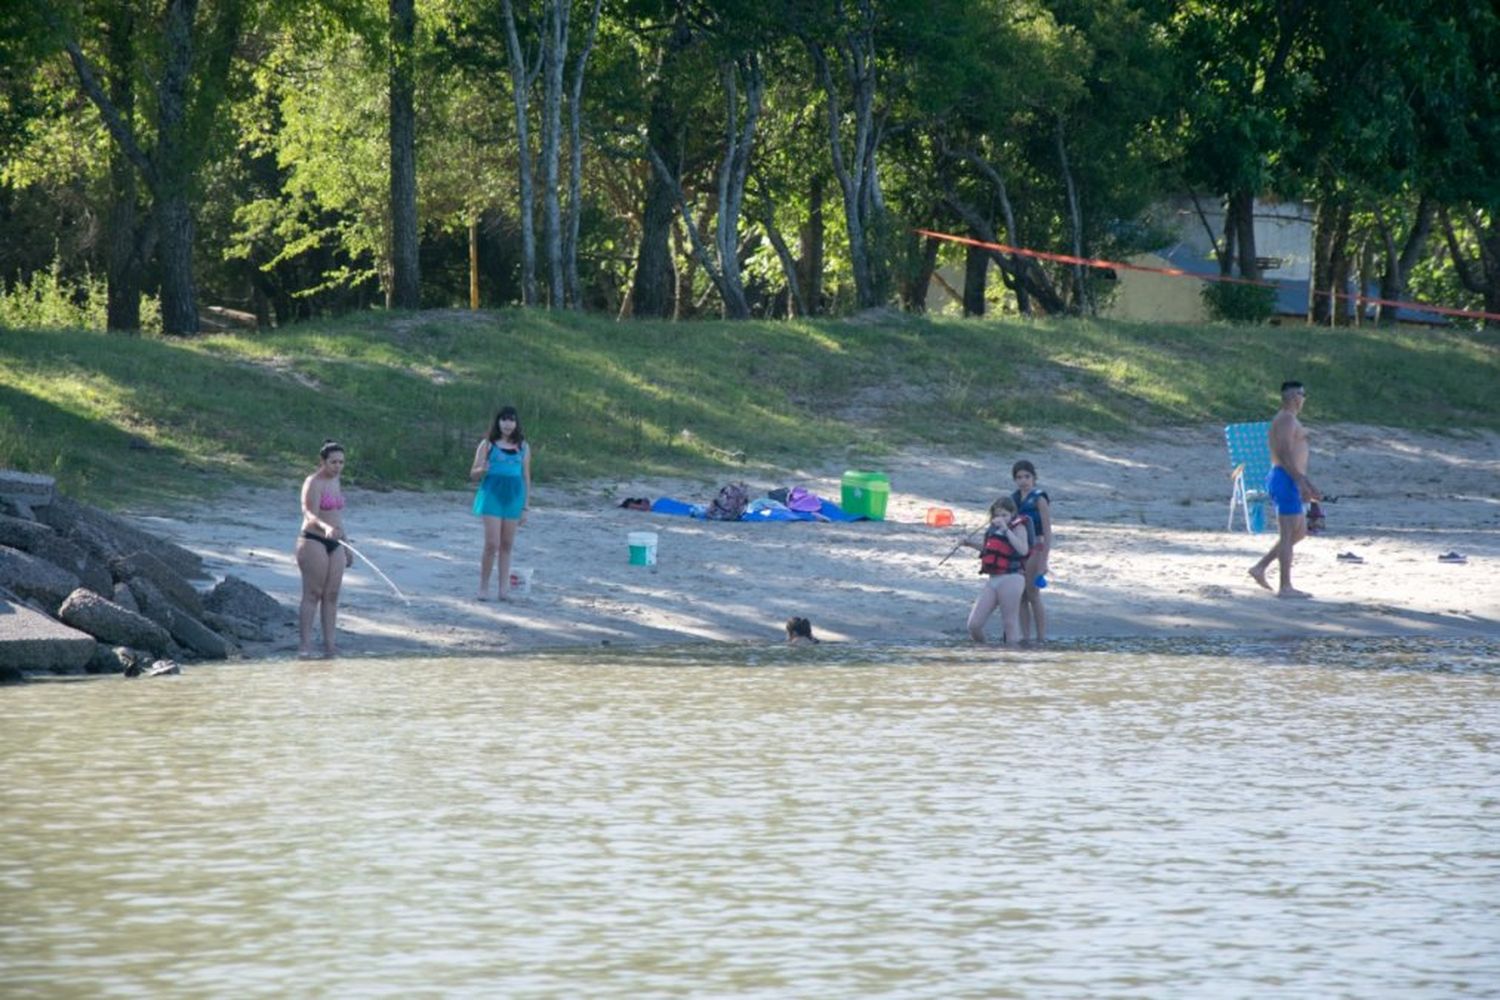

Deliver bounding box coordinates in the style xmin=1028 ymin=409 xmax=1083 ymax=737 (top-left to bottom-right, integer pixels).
xmin=627 ymin=531 xmax=658 ymax=566
xmin=508 ymin=566 xmax=534 ymax=595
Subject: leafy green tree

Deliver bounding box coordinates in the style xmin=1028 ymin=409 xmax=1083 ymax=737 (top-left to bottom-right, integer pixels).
xmin=48 ymin=0 xmax=249 ymax=334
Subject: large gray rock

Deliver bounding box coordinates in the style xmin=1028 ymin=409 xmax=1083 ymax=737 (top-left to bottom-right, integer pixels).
xmin=0 ymin=545 xmax=82 ymax=614
xmin=0 ymin=516 xmax=112 ymax=597
xmin=57 ymin=589 xmax=171 ymax=655
xmin=203 ymin=609 xmax=271 ymax=643
xmin=126 ymin=575 xmax=177 ymax=629
xmin=129 ymin=576 xmax=228 ymax=660
xmin=30 ymin=535 xmax=113 ymax=596
xmin=36 ymin=496 xmax=205 ymax=581
xmin=0 ymin=512 xmax=54 ymax=549
xmin=112 ymin=582 xmax=140 ymax=613
xmin=0 ymin=470 xmax=55 ymax=518
xmin=168 ymin=610 xmax=230 ymax=660
xmin=204 ymin=575 xmax=287 ymax=623
xmin=0 ymin=597 xmax=97 ymax=672
xmin=113 ymin=551 xmax=204 ymax=617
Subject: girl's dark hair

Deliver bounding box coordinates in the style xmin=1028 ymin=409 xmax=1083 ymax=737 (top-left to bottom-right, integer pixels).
xmin=487 ymin=406 xmax=525 ymax=447
xmin=1011 ymin=459 xmax=1036 ymax=478
xmin=319 ymin=439 xmax=345 ymax=461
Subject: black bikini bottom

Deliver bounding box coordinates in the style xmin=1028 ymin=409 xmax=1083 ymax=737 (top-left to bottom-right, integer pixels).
xmin=302 ymin=531 xmax=341 ymax=555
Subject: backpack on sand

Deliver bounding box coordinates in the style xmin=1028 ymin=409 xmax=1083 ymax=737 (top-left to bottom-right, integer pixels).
xmin=706 ymin=482 xmax=751 ymax=521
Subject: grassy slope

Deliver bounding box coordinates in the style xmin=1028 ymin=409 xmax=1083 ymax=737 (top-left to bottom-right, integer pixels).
xmin=1 ymin=308 xmax=1496 ymax=507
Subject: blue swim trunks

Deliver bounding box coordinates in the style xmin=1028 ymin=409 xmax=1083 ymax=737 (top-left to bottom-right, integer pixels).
xmin=1264 ymin=466 xmax=1303 ymax=517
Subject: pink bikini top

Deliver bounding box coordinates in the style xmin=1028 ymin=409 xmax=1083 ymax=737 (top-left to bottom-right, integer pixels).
xmin=319 ymin=491 xmax=345 ymax=511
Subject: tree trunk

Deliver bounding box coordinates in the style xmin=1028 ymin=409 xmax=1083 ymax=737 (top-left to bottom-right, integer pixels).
xmin=105 ymin=7 xmax=141 ymax=332
xmin=710 ymin=55 xmax=763 ymax=320
xmin=630 ymin=16 xmax=693 ymax=319
xmin=757 ymin=203 xmax=806 ymax=318
xmin=1056 ymin=119 xmax=1087 ymax=314
xmin=1230 ymin=189 xmax=1260 ymax=280
xmin=949 ymin=146 xmax=1033 ymax=314
xmin=501 ymin=0 xmax=539 ymax=307
xmin=564 ymin=0 xmax=603 ymax=309
xmin=962 ymin=244 xmax=987 ymax=317
xmin=154 ymin=0 xmax=199 ymax=335
xmin=899 ymin=234 xmax=938 ymax=313
xmin=1220 ymin=201 xmax=1238 ymax=278
xmin=1310 ymin=198 xmax=1335 ymax=323
xmin=810 ymin=0 xmax=882 ymax=310
xmin=540 ymin=0 xmax=567 ymax=307
xmin=1328 ymin=205 xmax=1353 ymax=325
xmin=387 ymin=0 xmax=420 ymax=310
xmin=155 ymin=193 xmax=197 ymax=335
xmin=1376 ymin=196 xmax=1435 ymax=324
xmin=942 ymin=193 xmax=1066 ymax=315
xmin=1310 ymin=196 xmax=1351 ymax=324
xmin=469 ymin=217 xmax=480 ymax=309
xmin=1442 ymin=209 xmax=1500 ymax=330
xmin=798 ymin=174 xmax=824 ymax=315
xmin=813 ymin=42 xmax=872 ymax=309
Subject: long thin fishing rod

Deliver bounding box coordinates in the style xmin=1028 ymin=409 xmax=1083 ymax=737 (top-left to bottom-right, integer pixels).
xmin=936 ymin=522 xmax=985 ymax=568
xmin=338 ymin=539 xmax=411 ymax=604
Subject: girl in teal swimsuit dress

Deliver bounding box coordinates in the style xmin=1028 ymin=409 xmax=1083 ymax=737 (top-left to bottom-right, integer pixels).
xmin=469 ymin=406 xmax=532 ymax=600
xmin=472 ymin=440 xmax=528 ymax=517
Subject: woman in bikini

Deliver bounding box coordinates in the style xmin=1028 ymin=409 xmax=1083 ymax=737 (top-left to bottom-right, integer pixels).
xmin=297 ymin=439 xmax=351 ymax=658
xmin=470 ymin=406 xmax=531 ymax=600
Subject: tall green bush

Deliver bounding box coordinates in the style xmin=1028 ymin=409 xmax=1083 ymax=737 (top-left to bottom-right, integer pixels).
xmin=0 ymin=260 xmax=160 ymax=333
xmin=1201 ymin=282 xmax=1276 ymax=324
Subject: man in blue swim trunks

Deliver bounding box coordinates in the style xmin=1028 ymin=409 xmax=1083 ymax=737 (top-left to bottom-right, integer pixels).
xmin=1249 ymin=380 xmax=1323 ymax=598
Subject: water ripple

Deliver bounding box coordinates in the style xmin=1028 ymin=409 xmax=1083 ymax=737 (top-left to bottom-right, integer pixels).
xmin=1 ymin=637 xmax=1497 ymax=998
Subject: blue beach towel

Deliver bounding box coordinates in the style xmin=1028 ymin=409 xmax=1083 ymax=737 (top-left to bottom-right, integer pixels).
xmin=816 ymin=500 xmax=867 ymax=522
xmin=646 ymin=496 xmax=867 ymax=522
xmin=650 ymin=497 xmax=704 ymax=518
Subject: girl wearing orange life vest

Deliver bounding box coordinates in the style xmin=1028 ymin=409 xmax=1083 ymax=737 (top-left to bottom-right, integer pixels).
xmin=961 ymin=495 xmax=1033 ymax=646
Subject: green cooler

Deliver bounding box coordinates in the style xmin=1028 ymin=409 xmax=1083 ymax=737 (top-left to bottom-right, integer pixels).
xmin=841 ymin=470 xmax=890 ymax=520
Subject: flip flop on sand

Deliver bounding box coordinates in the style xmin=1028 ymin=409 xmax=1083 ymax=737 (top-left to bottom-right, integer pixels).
xmin=1336 ymin=552 xmax=1365 ymax=563
xmin=1438 ymin=552 xmax=1468 ymax=564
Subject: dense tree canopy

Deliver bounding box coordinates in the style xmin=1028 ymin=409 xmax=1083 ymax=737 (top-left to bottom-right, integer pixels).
xmin=2 ymin=0 xmax=1496 ymax=330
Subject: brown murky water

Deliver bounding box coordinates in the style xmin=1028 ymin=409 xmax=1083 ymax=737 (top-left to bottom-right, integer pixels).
xmin=3 ymin=638 xmax=1498 ymax=997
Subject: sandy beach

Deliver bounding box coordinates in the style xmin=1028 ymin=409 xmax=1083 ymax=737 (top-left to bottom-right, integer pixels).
xmin=129 ymin=424 xmax=1500 ymax=658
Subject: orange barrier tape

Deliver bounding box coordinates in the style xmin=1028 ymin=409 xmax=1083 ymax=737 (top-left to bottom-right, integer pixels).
xmin=915 ymin=228 xmax=1500 ymax=323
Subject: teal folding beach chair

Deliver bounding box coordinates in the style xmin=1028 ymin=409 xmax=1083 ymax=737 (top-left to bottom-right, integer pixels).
xmin=1225 ymin=421 xmax=1273 ymax=533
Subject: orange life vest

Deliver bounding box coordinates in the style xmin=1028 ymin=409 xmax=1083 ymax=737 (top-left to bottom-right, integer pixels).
xmin=979 ymin=518 xmax=1029 ymax=575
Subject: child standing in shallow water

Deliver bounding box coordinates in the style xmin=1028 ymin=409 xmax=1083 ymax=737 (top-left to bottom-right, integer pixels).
xmin=1011 ymin=460 xmax=1051 ymax=643
xmin=962 ymin=496 xmax=1032 ymax=645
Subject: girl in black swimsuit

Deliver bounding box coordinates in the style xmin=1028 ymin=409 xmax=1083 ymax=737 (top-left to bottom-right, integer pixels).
xmin=296 ymin=440 xmax=349 ymax=658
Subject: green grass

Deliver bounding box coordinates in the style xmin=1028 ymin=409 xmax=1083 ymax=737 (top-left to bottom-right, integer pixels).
xmin=1 ymin=308 xmax=1496 ymax=507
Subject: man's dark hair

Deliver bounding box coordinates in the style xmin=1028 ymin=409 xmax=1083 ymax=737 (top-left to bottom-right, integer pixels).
xmin=785 ymin=616 xmax=818 ymax=642
xmin=1280 ymin=380 xmax=1304 ymax=395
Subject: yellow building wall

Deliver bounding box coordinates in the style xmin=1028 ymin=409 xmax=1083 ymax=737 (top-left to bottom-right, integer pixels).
xmin=1102 ymin=253 xmax=1210 ymax=324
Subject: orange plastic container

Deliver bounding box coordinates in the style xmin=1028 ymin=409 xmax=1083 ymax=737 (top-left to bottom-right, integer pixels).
xmin=925 ymin=507 xmax=955 ymax=527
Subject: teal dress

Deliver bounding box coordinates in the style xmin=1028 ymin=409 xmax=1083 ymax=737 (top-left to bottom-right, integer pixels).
xmin=472 ymin=442 xmax=528 ymax=518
